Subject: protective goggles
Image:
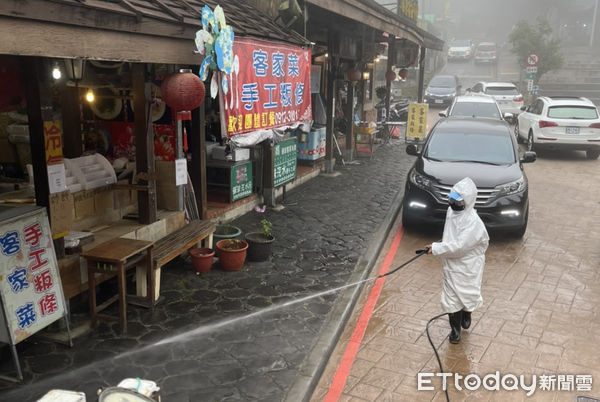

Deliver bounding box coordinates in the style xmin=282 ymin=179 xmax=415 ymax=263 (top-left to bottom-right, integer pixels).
xmin=448 ymin=191 xmax=465 ymax=211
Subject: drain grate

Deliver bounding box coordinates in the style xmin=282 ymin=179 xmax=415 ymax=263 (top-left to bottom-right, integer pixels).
xmin=577 ymin=397 xmax=600 ymax=402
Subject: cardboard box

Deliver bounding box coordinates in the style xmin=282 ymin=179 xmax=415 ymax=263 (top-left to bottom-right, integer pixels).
xmin=73 ymin=189 xmax=95 ymax=219
xmin=50 ymin=191 xmax=74 ymax=236
xmin=94 ymin=187 xmax=114 ymax=212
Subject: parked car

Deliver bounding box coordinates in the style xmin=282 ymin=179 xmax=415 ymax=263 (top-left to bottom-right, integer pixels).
xmin=424 ymin=75 xmax=461 ymax=107
xmin=447 ymin=39 xmax=474 ymax=61
xmin=469 ymin=81 xmax=523 ymax=122
xmin=439 ymin=94 xmax=510 ymax=121
xmin=474 ymin=42 xmax=497 ymax=64
xmin=515 ymin=96 xmax=600 ymax=159
xmin=402 ymin=118 xmax=536 ymax=237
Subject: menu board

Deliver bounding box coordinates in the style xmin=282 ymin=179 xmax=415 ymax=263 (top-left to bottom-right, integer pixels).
xmin=274 ymin=137 xmax=297 ymax=187
xmin=0 ymin=207 xmax=66 ymax=345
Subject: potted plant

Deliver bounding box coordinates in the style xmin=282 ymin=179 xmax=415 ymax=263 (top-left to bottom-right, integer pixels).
xmin=245 ymin=219 xmax=274 ymax=262
xmin=215 ymin=239 xmax=248 ymax=271
xmin=189 ymin=247 xmax=215 ymax=274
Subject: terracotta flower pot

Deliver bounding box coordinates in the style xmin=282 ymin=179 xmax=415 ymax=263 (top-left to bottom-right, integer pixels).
xmin=216 ymin=239 xmax=248 ymax=271
xmin=189 ymin=247 xmax=215 ymax=273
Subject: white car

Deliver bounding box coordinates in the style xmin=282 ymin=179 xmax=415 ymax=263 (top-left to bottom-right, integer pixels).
xmin=469 ymin=82 xmax=523 ymax=122
xmin=447 ymin=39 xmax=474 ymax=61
xmin=515 ymin=96 xmax=600 ymax=160
xmin=439 ymin=94 xmax=510 ymax=121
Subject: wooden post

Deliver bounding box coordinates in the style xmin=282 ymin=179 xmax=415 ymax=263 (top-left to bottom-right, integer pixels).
xmin=190 ymin=105 xmax=207 ymax=219
xmin=324 ymin=32 xmax=336 ymax=173
xmin=262 ymin=140 xmax=275 ymax=206
xmin=132 ymin=63 xmax=157 ymax=224
xmin=22 ymin=56 xmax=50 ymax=212
xmin=344 ymin=82 xmax=355 ymax=160
xmin=417 ymin=46 xmax=426 ymax=103
xmin=385 ymin=35 xmax=396 ymax=120
xmin=60 ymin=84 xmax=82 ymax=158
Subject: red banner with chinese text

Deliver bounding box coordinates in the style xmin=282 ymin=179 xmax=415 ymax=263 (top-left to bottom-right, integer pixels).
xmin=223 ymin=37 xmax=311 ymax=137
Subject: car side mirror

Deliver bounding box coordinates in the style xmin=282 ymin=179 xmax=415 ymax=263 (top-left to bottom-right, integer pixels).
xmin=520 ymin=151 xmax=536 ymax=163
xmin=520 ymin=105 xmax=527 ymax=111
xmin=439 ymin=110 xmax=448 ymax=118
xmin=503 ymin=112 xmax=513 ymax=120
xmin=406 ymin=144 xmax=420 ymax=156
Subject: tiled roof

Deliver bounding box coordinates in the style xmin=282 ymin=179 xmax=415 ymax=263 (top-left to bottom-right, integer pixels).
xmin=51 ymin=0 xmax=309 ymax=45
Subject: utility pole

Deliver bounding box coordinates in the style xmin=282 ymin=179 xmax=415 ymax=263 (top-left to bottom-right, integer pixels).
xmin=591 ymin=0 xmax=599 ymax=47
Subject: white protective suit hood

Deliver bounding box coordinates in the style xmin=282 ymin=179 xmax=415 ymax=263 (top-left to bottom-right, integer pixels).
xmin=431 ymin=177 xmax=490 ymax=313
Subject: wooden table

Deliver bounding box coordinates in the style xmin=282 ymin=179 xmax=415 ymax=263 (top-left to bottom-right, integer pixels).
xmin=82 ymin=238 xmax=153 ymax=333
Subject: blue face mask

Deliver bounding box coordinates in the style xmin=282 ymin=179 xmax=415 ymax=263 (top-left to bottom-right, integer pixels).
xmin=448 ymin=191 xmax=465 ymax=211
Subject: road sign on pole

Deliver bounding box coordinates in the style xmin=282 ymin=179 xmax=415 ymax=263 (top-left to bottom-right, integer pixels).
xmin=527 ymin=80 xmax=534 ymax=92
xmin=526 ymin=73 xmax=536 ymax=80
xmin=526 ymin=66 xmax=538 ymax=74
xmin=526 ymin=53 xmax=540 ymax=66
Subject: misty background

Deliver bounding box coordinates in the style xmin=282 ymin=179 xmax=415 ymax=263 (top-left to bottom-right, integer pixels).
xmin=377 ymin=0 xmax=600 ymax=48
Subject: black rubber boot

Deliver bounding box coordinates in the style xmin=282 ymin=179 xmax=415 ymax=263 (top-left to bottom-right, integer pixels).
xmin=448 ymin=311 xmax=462 ymax=344
xmin=461 ymin=310 xmax=471 ymax=329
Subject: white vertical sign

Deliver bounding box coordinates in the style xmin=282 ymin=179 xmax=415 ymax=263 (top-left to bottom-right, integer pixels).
xmin=0 ymin=208 xmax=66 ymax=344
xmin=175 ymin=158 xmax=188 ymax=186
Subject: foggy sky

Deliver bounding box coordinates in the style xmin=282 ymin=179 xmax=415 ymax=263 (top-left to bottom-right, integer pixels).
xmin=418 ymin=0 xmax=598 ymax=45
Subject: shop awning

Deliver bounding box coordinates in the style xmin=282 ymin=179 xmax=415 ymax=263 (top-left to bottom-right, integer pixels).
xmin=305 ymin=0 xmax=444 ymax=51
xmin=0 ymin=0 xmax=309 ymax=65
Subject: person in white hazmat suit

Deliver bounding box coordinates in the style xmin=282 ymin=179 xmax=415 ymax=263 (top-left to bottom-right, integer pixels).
xmin=426 ymin=177 xmax=489 ymax=344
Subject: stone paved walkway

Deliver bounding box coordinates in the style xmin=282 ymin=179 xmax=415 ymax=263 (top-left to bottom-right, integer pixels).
xmin=310 ymin=148 xmax=600 ymax=402
xmin=0 ymin=139 xmax=413 ymax=401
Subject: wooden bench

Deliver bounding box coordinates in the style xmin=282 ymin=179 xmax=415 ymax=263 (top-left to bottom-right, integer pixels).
xmin=148 ymin=219 xmax=216 ymax=303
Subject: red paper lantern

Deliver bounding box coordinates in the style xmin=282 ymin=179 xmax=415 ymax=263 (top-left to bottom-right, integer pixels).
xmin=347 ymin=68 xmax=361 ymax=82
xmin=161 ymin=71 xmax=206 ymax=112
xmin=385 ymin=70 xmax=397 ymax=82
xmin=398 ymin=68 xmax=409 ymax=80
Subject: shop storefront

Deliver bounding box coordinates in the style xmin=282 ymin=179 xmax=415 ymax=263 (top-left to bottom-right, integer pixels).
xmin=0 ymin=0 xmax=310 ymax=341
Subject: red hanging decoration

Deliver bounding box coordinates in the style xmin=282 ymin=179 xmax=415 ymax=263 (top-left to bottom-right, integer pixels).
xmin=183 ymin=126 xmax=188 ymax=152
xmin=385 ymin=70 xmax=397 ymax=82
xmin=161 ymin=71 xmax=206 ymax=112
xmin=398 ymin=68 xmax=409 ymax=80
xmin=346 ymin=68 xmax=362 ymax=82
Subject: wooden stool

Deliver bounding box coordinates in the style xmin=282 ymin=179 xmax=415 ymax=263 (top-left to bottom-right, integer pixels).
xmin=82 ymin=238 xmax=153 ymax=333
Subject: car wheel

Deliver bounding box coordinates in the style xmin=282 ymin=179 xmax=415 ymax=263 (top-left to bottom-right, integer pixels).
xmin=527 ymin=131 xmax=535 ymax=152
xmin=514 ymin=122 xmax=523 ymax=143
xmin=586 ymin=150 xmax=600 ymax=160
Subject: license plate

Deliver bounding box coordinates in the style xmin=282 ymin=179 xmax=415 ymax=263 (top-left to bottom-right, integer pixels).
xmin=566 ymin=127 xmax=580 ymax=134
xmin=435 ymin=99 xmax=443 ymax=104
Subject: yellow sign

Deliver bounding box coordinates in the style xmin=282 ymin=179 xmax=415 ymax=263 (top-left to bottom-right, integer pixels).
xmin=43 ymin=120 xmax=63 ymax=165
xmin=400 ymin=0 xmax=419 ymax=22
xmin=406 ymin=103 xmax=428 ymax=140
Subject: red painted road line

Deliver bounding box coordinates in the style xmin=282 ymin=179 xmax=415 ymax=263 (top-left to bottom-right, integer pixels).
xmin=323 ymin=225 xmax=404 ymax=402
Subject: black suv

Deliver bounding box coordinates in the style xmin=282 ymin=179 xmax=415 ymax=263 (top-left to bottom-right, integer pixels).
xmin=402 ymin=118 xmax=536 ymax=237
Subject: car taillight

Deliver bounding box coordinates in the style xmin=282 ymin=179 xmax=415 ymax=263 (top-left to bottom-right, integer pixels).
xmin=539 ymin=120 xmax=558 ymax=128
xmin=590 ymin=122 xmax=600 ymax=129
xmin=515 ymin=96 xmax=523 ymax=102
